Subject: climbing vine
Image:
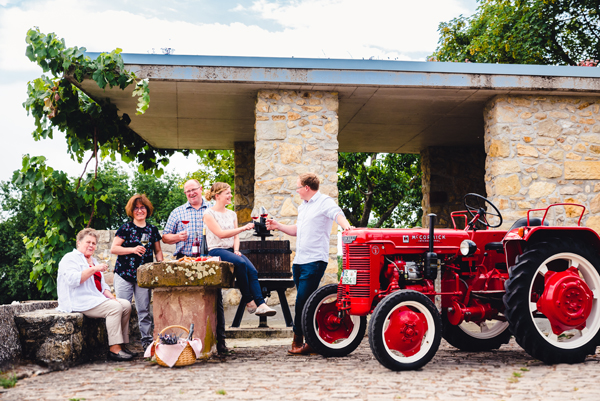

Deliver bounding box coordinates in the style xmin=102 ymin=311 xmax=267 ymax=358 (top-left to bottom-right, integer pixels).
xmin=15 ymin=28 xmax=191 ymax=296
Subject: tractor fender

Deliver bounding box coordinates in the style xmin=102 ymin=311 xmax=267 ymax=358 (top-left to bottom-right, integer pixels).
xmin=505 ymin=227 xmax=600 ymax=269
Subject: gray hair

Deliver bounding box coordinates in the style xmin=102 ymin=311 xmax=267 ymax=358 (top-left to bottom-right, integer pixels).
xmin=76 ymin=228 xmax=98 ymax=243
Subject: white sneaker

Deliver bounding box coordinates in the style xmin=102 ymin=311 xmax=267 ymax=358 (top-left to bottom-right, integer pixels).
xmin=255 ymin=304 xmax=277 ymax=317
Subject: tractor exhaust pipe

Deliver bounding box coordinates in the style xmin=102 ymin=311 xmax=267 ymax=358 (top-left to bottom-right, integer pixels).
xmin=426 ymin=213 xmax=442 ymax=311
xmin=424 ymin=214 xmax=438 ymax=281
xmin=428 ymin=214 xmax=435 ymax=253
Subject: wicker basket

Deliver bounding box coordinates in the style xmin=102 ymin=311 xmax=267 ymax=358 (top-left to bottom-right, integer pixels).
xmin=155 ymin=325 xmax=197 ymax=367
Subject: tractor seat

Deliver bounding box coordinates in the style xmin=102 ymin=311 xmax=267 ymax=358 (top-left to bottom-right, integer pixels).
xmin=484 ymin=217 xmax=549 ymax=252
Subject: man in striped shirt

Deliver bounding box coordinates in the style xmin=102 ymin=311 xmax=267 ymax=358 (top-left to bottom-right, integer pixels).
xmin=163 ymin=179 xmax=228 ymax=354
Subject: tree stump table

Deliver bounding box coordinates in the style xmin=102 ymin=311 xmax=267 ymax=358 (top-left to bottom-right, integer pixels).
xmin=137 ymin=260 xmax=234 ymax=358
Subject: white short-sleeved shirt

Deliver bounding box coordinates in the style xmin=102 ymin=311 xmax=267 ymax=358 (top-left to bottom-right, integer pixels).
xmin=56 ymin=249 xmax=110 ymax=313
xmin=294 ymin=191 xmax=343 ymax=265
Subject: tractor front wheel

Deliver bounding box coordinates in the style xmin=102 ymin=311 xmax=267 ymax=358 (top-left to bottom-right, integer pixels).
xmin=302 ymin=284 xmax=367 ymax=357
xmin=503 ymin=238 xmax=600 ymax=364
xmin=368 ymin=290 xmax=442 ymax=371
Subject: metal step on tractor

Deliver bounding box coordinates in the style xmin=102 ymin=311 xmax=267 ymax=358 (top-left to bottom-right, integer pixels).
xmin=301 ymin=193 xmax=600 ymax=371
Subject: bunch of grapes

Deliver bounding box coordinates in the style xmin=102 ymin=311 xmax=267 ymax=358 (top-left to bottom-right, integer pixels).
xmin=158 ymin=333 xmax=180 ymax=345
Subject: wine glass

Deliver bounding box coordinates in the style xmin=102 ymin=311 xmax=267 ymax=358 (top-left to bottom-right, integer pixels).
xmin=181 ymin=219 xmax=190 ymax=233
xmin=251 ymin=207 xmax=259 ymax=222
xmin=140 ymin=233 xmax=149 ymax=246
xmin=260 ymin=206 xmax=268 ymax=219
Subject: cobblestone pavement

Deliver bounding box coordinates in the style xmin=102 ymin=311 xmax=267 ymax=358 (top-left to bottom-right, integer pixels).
xmin=2 ymin=338 xmax=600 ymax=401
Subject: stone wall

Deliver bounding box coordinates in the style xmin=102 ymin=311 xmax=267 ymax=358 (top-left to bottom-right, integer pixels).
xmin=421 ymin=146 xmax=487 ymax=228
xmin=0 ymin=301 xmax=57 ymax=370
xmin=234 ymin=141 xmax=255 ymax=225
xmin=484 ymin=95 xmax=600 ymax=230
xmin=254 ymin=90 xmax=340 ymax=284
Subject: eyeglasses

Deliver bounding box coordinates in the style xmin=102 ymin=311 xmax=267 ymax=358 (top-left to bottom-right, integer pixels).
xmin=134 ymin=206 xmax=147 ymax=212
xmin=296 ymin=185 xmax=307 ymax=190
xmin=184 ymin=187 xmax=201 ymax=195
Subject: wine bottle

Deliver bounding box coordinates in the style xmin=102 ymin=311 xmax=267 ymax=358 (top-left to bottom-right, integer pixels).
xmin=200 ymin=227 xmax=208 ymax=257
xmin=187 ymin=323 xmax=195 ymax=341
xmin=192 ymin=232 xmax=200 ymax=257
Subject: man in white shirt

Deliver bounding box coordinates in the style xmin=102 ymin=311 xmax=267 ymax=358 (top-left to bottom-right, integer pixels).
xmin=267 ymin=173 xmax=351 ymax=355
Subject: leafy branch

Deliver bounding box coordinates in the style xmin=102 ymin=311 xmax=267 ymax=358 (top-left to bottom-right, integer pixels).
xmin=15 ymin=28 xmax=194 ymax=296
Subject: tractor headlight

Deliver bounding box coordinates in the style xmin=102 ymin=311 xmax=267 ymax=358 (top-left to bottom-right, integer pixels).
xmin=460 ymin=240 xmax=477 ymax=256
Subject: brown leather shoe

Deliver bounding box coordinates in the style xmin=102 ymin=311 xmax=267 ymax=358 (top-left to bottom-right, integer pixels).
xmin=299 ymin=342 xmax=316 ymax=355
xmin=287 ymin=334 xmax=304 ymax=355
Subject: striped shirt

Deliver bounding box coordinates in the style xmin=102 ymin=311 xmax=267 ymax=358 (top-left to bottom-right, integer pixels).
xmin=163 ymin=199 xmax=209 ymax=256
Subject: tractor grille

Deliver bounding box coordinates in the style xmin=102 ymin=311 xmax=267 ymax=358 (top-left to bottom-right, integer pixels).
xmin=342 ymin=244 xmax=371 ymax=298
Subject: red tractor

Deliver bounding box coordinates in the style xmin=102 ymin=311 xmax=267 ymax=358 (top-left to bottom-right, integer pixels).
xmin=301 ymin=194 xmax=600 ymax=371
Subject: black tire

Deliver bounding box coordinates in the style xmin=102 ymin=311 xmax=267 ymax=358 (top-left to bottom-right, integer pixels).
xmin=442 ymin=312 xmax=511 ymax=351
xmin=368 ymin=290 xmax=442 ymax=371
xmin=503 ymin=238 xmax=600 ymax=364
xmin=302 ymin=284 xmax=367 ymax=357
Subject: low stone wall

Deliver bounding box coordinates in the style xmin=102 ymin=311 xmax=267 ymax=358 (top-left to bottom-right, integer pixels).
xmin=1 ymin=300 xmax=142 ymax=371
xmin=0 ymin=301 xmax=57 ymax=370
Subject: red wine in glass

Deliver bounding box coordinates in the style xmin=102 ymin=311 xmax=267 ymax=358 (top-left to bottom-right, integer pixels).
xmin=251 ymin=208 xmax=259 ymax=221
xmin=260 ymin=206 xmax=268 ymax=219
xmin=181 ymin=220 xmax=190 ymax=225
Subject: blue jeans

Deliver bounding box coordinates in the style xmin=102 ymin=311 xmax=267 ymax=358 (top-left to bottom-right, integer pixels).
xmin=209 ymin=248 xmax=265 ymax=307
xmin=292 ymin=261 xmax=328 ymax=336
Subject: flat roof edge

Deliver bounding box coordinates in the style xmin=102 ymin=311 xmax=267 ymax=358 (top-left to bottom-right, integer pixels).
xmin=84 ymin=52 xmax=600 ymax=79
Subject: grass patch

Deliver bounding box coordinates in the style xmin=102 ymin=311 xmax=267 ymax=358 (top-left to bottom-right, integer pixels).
xmin=512 ymin=372 xmax=522 ymax=378
xmin=216 ymin=389 xmax=227 ymax=395
xmin=0 ymin=374 xmax=17 ymax=389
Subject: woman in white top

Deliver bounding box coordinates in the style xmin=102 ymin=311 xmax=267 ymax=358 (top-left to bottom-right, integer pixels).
xmin=203 ymin=182 xmax=276 ymax=317
xmin=57 ymin=228 xmax=134 ymax=361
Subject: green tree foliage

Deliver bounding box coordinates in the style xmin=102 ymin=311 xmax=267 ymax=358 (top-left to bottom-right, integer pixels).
xmin=0 ymin=182 xmax=49 ymax=304
xmin=3 ymin=160 xmax=186 ymax=302
xmin=185 ymin=150 xmax=235 ymax=209
xmin=186 ymin=150 xmax=235 ymax=189
xmin=23 ymin=28 xmax=186 ymax=175
xmin=131 ymin=171 xmax=187 ymax=227
xmin=338 ymin=153 xmax=422 ymax=228
xmin=431 ymin=0 xmax=600 ymax=65
xmin=16 ymin=28 xmax=171 ymax=298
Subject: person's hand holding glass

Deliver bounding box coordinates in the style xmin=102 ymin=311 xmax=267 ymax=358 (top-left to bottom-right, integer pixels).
xmin=178 ymin=218 xmax=190 ymax=242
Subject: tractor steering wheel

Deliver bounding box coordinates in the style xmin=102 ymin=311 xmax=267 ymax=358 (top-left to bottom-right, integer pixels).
xmin=463 ymin=193 xmax=503 ymax=229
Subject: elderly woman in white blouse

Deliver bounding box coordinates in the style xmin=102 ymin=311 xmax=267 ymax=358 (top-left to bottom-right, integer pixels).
xmin=57 ymin=228 xmax=134 ymax=361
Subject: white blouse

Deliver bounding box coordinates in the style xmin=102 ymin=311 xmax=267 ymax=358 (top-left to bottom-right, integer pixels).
xmin=205 ymin=208 xmax=237 ymax=251
xmin=56 ymin=249 xmax=111 ymax=313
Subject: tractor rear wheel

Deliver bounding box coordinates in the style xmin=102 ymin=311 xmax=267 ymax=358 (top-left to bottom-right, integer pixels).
xmin=302 ymin=284 xmax=367 ymax=357
xmin=368 ymin=290 xmax=441 ymax=371
xmin=503 ymin=238 xmax=600 ymax=364
xmin=442 ymin=313 xmax=511 ymax=351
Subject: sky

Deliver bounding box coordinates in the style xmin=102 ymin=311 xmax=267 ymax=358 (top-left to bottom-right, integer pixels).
xmin=0 ymin=0 xmax=477 ymax=185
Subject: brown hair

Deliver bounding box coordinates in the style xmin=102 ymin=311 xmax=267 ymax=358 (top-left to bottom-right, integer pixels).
xmin=125 ymin=194 xmax=154 ymax=218
xmin=76 ymin=228 xmax=98 ymax=243
xmin=299 ymin=173 xmax=320 ymax=191
xmin=205 ymin=182 xmax=231 ymax=201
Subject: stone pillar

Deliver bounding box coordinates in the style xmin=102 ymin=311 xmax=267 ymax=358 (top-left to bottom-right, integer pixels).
xmin=484 ymin=95 xmax=600 ymax=230
xmin=421 ymin=146 xmax=486 ymax=227
xmin=234 ymin=141 xmax=255 ymax=225
xmin=254 ymin=90 xmax=340 ymax=283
